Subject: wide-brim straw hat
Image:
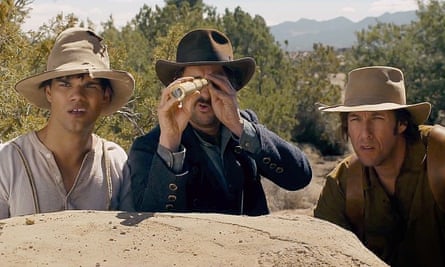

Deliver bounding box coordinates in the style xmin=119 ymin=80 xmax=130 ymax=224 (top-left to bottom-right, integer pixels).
xmin=318 ymin=66 xmax=431 ymax=125
xmin=155 ymin=28 xmax=256 ymax=90
xmin=15 ymin=27 xmax=135 ymax=116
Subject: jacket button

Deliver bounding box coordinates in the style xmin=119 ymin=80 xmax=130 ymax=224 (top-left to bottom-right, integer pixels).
xmin=269 ymin=163 xmax=277 ymax=169
xmin=191 ymin=166 xmax=199 ymax=175
xmin=165 ymin=204 xmax=174 ymax=210
xmin=168 ymin=195 xmax=177 ymax=202
xmin=276 ymin=167 xmax=284 ymax=173
xmin=262 ymin=157 xmax=271 ymax=164
xmin=234 ymin=146 xmax=242 ymax=154
xmin=169 ymin=183 xmax=178 ymax=191
xmin=193 ymin=198 xmax=199 ymax=207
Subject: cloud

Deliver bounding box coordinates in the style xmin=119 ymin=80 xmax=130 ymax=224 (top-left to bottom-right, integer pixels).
xmin=341 ymin=7 xmax=356 ymax=14
xmin=22 ymin=1 xmax=144 ymax=31
xmin=370 ymin=0 xmax=417 ymax=13
xmin=22 ymin=3 xmax=83 ymax=31
xmin=21 ymin=0 xmax=419 ymax=32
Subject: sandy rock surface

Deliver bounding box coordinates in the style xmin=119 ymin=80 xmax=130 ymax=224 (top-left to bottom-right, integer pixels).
xmin=0 ymin=210 xmax=387 ymax=266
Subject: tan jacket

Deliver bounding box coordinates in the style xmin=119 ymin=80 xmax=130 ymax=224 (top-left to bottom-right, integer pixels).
xmin=0 ymin=132 xmax=133 ymax=219
xmin=314 ymin=126 xmax=445 ymax=266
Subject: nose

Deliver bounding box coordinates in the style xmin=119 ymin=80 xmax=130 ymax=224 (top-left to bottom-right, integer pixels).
xmin=361 ymin=121 xmax=374 ymax=139
xmin=199 ymin=85 xmax=211 ymax=98
xmin=69 ymin=85 xmax=86 ymax=101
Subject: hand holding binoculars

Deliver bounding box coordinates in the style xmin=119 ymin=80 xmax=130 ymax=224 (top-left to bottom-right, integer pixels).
xmin=169 ymin=78 xmax=208 ymax=101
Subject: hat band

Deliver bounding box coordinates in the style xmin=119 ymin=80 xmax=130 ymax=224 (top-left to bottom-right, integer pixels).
xmin=177 ymin=50 xmax=232 ymax=63
xmin=345 ymin=96 xmax=406 ymax=106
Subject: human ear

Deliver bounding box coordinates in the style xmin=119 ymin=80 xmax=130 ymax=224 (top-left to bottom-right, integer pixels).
xmin=103 ymin=87 xmax=112 ymax=104
xmin=44 ymin=84 xmax=52 ymax=104
xmin=397 ymin=121 xmax=407 ymax=134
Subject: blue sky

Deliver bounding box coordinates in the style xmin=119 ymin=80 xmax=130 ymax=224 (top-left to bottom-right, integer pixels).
xmin=23 ymin=0 xmax=419 ymax=31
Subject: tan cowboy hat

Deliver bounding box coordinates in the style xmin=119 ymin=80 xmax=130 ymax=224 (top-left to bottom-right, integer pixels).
xmin=15 ymin=27 xmax=135 ymax=116
xmin=155 ymin=28 xmax=256 ymax=90
xmin=318 ymin=66 xmax=431 ymax=124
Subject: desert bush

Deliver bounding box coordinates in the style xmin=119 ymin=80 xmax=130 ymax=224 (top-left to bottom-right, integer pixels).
xmin=262 ymin=144 xmax=343 ymax=213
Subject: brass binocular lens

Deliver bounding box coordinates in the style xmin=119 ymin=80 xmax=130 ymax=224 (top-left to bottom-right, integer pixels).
xmin=170 ymin=79 xmax=208 ymax=101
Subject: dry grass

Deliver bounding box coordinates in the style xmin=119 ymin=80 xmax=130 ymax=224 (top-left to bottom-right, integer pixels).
xmin=262 ymin=145 xmax=343 ymax=215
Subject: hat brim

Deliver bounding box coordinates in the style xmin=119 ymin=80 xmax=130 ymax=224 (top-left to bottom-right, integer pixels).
xmin=318 ymin=102 xmax=431 ymax=125
xmin=155 ymin=57 xmax=256 ymax=90
xmin=15 ymin=68 xmax=134 ymax=116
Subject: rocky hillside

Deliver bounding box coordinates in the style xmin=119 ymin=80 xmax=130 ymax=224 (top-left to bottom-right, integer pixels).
xmin=270 ymin=11 xmax=417 ymax=51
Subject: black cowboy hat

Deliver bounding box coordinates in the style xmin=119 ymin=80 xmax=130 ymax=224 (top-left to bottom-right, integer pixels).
xmin=155 ymin=28 xmax=256 ymax=90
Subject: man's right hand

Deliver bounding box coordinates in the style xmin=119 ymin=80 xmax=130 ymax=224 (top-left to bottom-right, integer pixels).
xmin=158 ymin=77 xmax=200 ymax=152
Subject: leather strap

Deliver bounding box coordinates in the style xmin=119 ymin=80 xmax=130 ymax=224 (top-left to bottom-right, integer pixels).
xmin=345 ymin=124 xmax=445 ymax=240
xmin=102 ymin=139 xmax=113 ymax=210
xmin=9 ymin=138 xmax=113 ymax=214
xmin=10 ymin=141 xmax=41 ymax=214
xmin=426 ymin=125 xmax=445 ymax=212
xmin=345 ymin=155 xmax=365 ymax=240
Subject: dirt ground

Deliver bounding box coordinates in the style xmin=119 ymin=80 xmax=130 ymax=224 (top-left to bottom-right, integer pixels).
xmin=263 ymin=145 xmax=343 ymax=214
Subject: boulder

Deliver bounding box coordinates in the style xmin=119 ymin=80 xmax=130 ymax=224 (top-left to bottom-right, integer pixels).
xmin=0 ymin=211 xmax=387 ymax=266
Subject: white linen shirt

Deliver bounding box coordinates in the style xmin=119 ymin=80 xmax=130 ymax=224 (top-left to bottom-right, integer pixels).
xmin=0 ymin=132 xmax=133 ymax=219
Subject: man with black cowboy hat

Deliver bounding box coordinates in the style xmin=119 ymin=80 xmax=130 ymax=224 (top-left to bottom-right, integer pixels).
xmin=127 ymin=28 xmax=312 ymax=216
xmin=314 ymin=66 xmax=445 ymax=266
xmin=0 ymin=27 xmax=135 ymax=219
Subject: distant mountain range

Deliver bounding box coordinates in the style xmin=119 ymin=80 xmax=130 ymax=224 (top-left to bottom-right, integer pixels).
xmin=269 ymin=11 xmax=417 ymax=51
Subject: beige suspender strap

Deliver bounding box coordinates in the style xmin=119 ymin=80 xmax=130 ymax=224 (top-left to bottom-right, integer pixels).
xmin=102 ymin=139 xmax=113 ymax=210
xmin=8 ymin=138 xmax=112 ymax=213
xmin=345 ymin=155 xmax=365 ymax=240
xmin=426 ymin=125 xmax=445 ymax=212
xmin=10 ymin=141 xmax=41 ymax=214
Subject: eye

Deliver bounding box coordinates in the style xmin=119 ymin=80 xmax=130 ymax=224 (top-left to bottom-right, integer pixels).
xmin=85 ymin=83 xmax=101 ymax=90
xmin=348 ymin=116 xmax=359 ymax=122
xmin=372 ymin=115 xmax=385 ymax=120
xmin=209 ymin=81 xmax=221 ymax=91
xmin=57 ymin=81 xmax=70 ymax=87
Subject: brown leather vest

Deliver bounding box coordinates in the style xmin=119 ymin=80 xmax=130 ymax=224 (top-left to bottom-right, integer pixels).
xmin=345 ymin=125 xmax=445 ymax=240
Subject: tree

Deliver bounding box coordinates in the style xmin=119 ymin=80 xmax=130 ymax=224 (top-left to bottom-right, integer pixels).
xmin=409 ymin=0 xmax=445 ymax=123
xmin=219 ymin=7 xmax=296 ymax=139
xmin=291 ymin=44 xmax=346 ymax=155
xmin=0 ymin=0 xmax=46 ymax=142
xmin=8 ymin=0 xmax=348 ymax=155
xmin=348 ymin=0 xmax=445 ymax=124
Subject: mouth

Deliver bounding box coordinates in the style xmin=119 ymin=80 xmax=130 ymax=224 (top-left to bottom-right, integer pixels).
xmin=69 ymin=108 xmax=87 ymax=115
xmin=360 ymin=144 xmax=375 ymax=151
xmin=196 ymin=99 xmax=212 ymax=112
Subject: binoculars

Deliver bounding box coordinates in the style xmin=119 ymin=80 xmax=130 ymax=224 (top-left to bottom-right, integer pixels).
xmin=170 ymin=78 xmax=208 ymax=101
